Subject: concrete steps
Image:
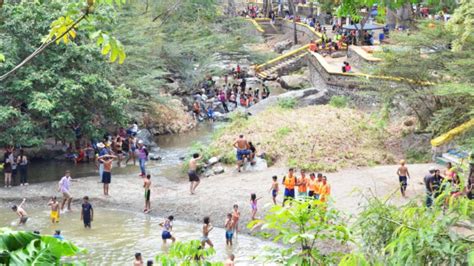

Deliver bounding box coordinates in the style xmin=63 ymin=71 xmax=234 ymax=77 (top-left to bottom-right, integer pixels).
xmin=256 ymin=51 xmax=308 ymax=80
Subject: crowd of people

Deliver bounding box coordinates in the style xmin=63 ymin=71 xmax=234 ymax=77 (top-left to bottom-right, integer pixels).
xmin=2 ymin=147 xmax=29 ymax=187
xmin=192 ymin=66 xmax=270 ymax=122
xmin=397 ymin=160 xmax=474 ymax=206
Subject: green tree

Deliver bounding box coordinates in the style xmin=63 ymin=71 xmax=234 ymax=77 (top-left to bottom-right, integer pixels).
xmin=248 ymin=199 xmax=351 ymax=265
xmin=155 ymin=240 xmax=223 ymax=266
xmin=372 ymin=19 xmax=474 ymax=135
xmin=0 ymin=228 xmax=85 ymax=264
xmin=0 ymin=0 xmax=126 ymax=82
xmin=0 ymin=1 xmax=131 ymax=146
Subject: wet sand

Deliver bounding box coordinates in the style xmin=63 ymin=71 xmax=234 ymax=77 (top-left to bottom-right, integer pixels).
xmin=0 ymin=162 xmax=437 ymax=233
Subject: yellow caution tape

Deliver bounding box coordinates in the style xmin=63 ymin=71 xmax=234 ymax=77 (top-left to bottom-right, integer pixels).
xmin=431 ymin=119 xmax=474 ymax=147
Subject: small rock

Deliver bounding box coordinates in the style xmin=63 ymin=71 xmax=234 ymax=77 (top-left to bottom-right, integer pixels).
xmin=179 ymin=156 xmax=186 ymax=161
xmin=208 ymin=157 xmax=219 ymax=165
xmin=149 ymin=153 xmax=162 ymax=160
xmin=213 ymin=166 xmax=225 ymax=175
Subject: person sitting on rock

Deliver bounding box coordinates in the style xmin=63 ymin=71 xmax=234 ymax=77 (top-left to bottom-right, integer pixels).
xmin=342 ymin=61 xmax=352 ymax=73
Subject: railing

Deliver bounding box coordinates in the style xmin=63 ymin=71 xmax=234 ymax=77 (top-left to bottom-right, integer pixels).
xmin=247 ymin=18 xmax=265 ymax=33
xmin=431 ymin=119 xmax=474 ymax=147
xmin=308 ymin=51 xmax=434 ymax=86
xmin=255 ymin=44 xmax=310 ymax=72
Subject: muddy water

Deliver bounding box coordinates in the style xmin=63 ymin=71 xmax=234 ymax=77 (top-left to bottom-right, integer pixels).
xmin=23 ymin=123 xmax=216 ymax=184
xmin=0 ymin=207 xmax=275 ymax=265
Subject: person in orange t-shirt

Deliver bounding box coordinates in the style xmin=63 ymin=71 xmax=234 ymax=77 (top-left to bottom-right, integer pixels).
xmin=297 ymin=169 xmax=308 ymax=198
xmin=320 ymin=176 xmax=331 ymax=202
xmin=308 ymin=173 xmax=317 ymax=198
xmin=313 ymin=173 xmax=323 ymax=200
xmin=282 ymin=168 xmax=296 ymax=206
xmin=309 ymin=40 xmax=318 ymax=52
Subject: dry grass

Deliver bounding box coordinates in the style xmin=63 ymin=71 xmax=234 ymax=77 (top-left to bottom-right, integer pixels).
xmin=211 ymin=105 xmax=397 ymax=172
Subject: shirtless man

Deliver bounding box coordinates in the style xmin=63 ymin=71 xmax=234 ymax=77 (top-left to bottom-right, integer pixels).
xmin=233 ymin=135 xmax=250 ymax=172
xmin=12 ymin=198 xmax=28 ymax=225
xmin=224 ymin=254 xmax=235 ymax=266
xmin=143 ymin=174 xmax=152 ymax=213
xmin=188 ymin=153 xmax=202 ymax=195
xmin=134 ymin=252 xmax=143 ymax=266
xmin=396 ymin=160 xmax=411 ymax=197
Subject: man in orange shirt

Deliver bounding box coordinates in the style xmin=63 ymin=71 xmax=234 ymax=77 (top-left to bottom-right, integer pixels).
xmin=320 ymin=176 xmax=331 ymax=202
xmin=313 ymin=173 xmax=323 ymax=200
xmin=297 ymin=169 xmax=308 ymax=198
xmin=282 ymin=168 xmax=296 ymax=206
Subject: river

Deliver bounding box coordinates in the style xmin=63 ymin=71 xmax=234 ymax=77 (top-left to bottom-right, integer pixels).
xmin=0 ymin=207 xmax=276 ymax=264
xmin=23 ymin=123 xmax=216 ymax=184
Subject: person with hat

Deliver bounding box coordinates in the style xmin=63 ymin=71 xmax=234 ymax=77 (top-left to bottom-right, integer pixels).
xmin=96 ymin=142 xmax=109 ymax=182
xmin=424 ymin=167 xmax=437 ymax=207
xmin=137 ymin=140 xmax=148 ymax=177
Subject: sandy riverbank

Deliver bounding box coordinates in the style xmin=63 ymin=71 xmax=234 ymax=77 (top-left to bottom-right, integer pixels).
xmin=0 ymin=162 xmax=437 ymax=233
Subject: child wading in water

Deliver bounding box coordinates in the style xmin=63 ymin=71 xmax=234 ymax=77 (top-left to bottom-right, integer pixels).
xmin=12 ymin=198 xmax=28 ymax=225
xmin=231 ymin=204 xmax=240 ymax=237
xmin=159 ymin=215 xmax=176 ymax=244
xmin=269 ymin=175 xmax=279 ymax=205
xmin=224 ymin=213 xmax=234 ymax=246
xmin=143 ymin=174 xmax=152 ymax=213
xmin=250 ymin=193 xmax=262 ymax=220
xmin=201 ymin=216 xmax=214 ymax=248
xmin=48 ymin=196 xmax=60 ymax=223
xmin=81 ymin=196 xmax=94 ymax=229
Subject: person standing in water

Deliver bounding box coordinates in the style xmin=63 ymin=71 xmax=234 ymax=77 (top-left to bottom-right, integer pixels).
xmin=137 ymin=140 xmax=149 ymax=177
xmin=81 ymin=196 xmax=94 ymax=229
xmin=224 ymin=213 xmax=234 ymax=246
xmin=188 ymin=153 xmax=202 ymax=195
xmin=58 ymin=170 xmax=73 ymax=212
xmin=134 ymin=253 xmax=143 ymax=266
xmin=48 ymin=196 xmax=60 ymax=223
xmin=12 ymin=198 xmax=28 ymax=225
xmin=231 ymin=204 xmax=240 ymax=237
xmin=98 ymin=154 xmax=116 ymax=196
xmin=143 ymin=174 xmax=152 ymax=213
xmin=201 ymin=216 xmax=214 ymax=248
xmin=159 ymin=215 xmax=176 ymax=244
xmin=396 ymin=160 xmax=411 ymax=197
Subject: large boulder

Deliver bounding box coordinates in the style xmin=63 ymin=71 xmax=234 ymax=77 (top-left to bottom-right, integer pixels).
xmin=278 ymin=75 xmax=310 ymax=90
xmin=136 ymin=129 xmax=158 ymax=147
xmin=274 ymin=39 xmax=293 ymax=53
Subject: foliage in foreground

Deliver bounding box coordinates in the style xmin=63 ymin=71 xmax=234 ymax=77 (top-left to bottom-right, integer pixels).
xmin=0 ymin=228 xmax=84 ymax=265
xmin=155 ymin=240 xmax=222 ymax=266
xmin=344 ymin=188 xmax=474 ymax=265
xmin=248 ymin=199 xmax=350 ymax=265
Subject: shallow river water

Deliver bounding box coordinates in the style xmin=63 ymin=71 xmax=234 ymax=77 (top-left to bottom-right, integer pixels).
xmin=0 ymin=207 xmax=275 ymax=265
xmin=24 ymin=123 xmax=216 ymax=184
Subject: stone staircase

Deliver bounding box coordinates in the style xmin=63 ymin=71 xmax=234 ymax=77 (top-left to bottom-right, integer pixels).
xmin=255 ymin=45 xmax=309 ymax=80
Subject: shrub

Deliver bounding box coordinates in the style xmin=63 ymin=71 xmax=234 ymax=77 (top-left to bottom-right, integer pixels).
xmin=329 ymin=96 xmax=349 ymax=108
xmin=277 ymin=98 xmax=297 ymax=109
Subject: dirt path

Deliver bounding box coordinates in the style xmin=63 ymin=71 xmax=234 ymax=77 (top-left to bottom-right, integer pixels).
xmin=0 ymin=162 xmax=437 ymax=233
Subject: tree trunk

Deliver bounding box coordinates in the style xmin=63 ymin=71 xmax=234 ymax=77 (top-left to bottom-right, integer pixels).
xmin=309 ymin=1 xmax=314 ymax=18
xmin=288 ymin=0 xmax=298 ymax=44
xmin=227 ymin=0 xmax=236 ymax=17
xmin=386 ymin=8 xmax=397 ymax=30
